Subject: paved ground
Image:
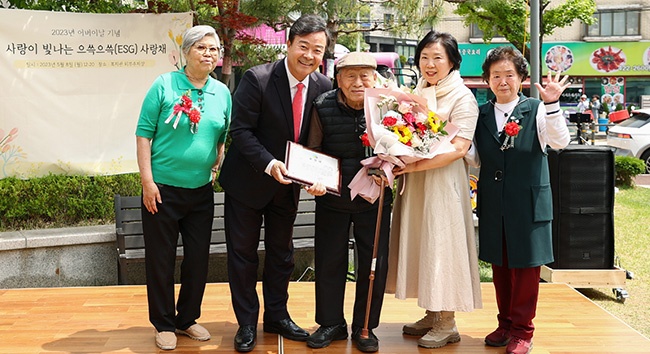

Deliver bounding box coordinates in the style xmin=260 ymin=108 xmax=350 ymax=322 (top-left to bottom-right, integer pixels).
xmin=634 ymin=174 xmax=650 ymax=187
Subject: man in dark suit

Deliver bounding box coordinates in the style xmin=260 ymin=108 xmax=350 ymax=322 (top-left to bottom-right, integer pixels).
xmin=218 ymin=14 xmax=332 ymax=353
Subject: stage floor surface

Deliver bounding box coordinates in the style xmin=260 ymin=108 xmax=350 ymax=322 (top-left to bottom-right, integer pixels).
xmin=0 ymin=282 xmax=648 ymax=353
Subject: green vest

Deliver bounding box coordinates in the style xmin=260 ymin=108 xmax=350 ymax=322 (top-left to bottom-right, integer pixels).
xmin=474 ymin=94 xmax=554 ymax=268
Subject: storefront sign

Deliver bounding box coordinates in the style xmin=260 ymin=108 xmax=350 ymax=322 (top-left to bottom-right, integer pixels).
xmin=459 ymin=41 xmax=650 ymax=77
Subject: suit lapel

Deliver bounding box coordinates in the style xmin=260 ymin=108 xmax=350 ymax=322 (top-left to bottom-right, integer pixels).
xmin=301 ymin=73 xmax=323 ymax=138
xmin=272 ymin=61 xmax=294 ymax=137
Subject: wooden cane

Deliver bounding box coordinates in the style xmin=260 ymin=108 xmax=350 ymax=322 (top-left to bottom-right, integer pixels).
xmin=361 ymin=170 xmax=387 ymax=339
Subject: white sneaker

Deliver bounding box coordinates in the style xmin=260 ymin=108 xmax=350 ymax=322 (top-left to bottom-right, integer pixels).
xmin=176 ymin=323 xmax=211 ymax=341
xmin=402 ymin=311 xmax=436 ymax=336
xmin=155 ymin=331 xmax=177 ymax=350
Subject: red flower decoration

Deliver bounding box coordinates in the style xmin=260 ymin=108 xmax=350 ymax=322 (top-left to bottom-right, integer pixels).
xmin=189 ymin=109 xmax=201 ymax=124
xmin=361 ymin=133 xmax=371 ymax=147
xmin=500 ymin=119 xmax=522 ymax=151
xmin=383 ymin=116 xmax=398 ymax=127
xmin=181 ymin=95 xmax=193 ymax=109
xmin=504 ymin=121 xmax=521 ymax=137
xmin=166 ymin=90 xmax=202 ymax=134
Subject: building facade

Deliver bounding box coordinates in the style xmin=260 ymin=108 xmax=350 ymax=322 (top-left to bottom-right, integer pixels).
xmin=366 ymin=0 xmax=650 ymax=109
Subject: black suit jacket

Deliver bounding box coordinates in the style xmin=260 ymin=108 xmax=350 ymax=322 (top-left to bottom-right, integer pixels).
xmin=219 ymin=59 xmax=332 ymax=209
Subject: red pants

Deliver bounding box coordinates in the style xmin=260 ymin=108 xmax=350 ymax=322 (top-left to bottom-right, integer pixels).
xmin=491 ymin=241 xmax=541 ymax=340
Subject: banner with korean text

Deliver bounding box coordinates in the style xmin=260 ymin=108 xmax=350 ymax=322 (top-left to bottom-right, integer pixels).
xmin=0 ymin=9 xmax=193 ymax=178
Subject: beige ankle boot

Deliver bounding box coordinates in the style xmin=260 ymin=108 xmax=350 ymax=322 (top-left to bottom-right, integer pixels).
xmin=417 ymin=311 xmax=461 ymax=348
xmin=402 ymin=310 xmax=436 ymax=336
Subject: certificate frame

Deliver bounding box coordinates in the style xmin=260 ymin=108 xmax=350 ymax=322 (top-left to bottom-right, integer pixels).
xmin=284 ymin=141 xmax=342 ymax=196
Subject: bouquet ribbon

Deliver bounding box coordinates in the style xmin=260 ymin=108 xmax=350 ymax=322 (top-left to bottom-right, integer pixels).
xmin=349 ymin=156 xmax=396 ymax=204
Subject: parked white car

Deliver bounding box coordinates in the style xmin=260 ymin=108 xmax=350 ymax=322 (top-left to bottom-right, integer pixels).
xmin=607 ymin=109 xmax=650 ymax=173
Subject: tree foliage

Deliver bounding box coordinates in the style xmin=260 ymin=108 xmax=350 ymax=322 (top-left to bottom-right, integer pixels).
xmin=2 ymin=0 xmax=133 ymax=12
xmin=451 ymin=0 xmax=596 ymax=61
xmin=4 ymin=0 xmax=447 ymax=82
xmin=243 ymin=0 xmax=444 ymax=60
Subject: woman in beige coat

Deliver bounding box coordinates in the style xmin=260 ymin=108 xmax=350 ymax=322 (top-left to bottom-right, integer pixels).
xmin=386 ymin=30 xmax=482 ymax=349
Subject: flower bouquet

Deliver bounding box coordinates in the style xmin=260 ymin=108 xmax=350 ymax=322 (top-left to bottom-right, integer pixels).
xmin=349 ymin=87 xmax=459 ymax=203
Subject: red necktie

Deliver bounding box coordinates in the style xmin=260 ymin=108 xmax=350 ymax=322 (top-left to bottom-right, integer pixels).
xmin=292 ymin=83 xmax=304 ymax=142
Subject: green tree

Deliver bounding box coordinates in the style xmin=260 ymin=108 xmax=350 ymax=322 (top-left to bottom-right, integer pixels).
xmin=449 ymin=0 xmax=596 ymax=62
xmin=243 ymin=0 xmax=445 ymax=60
xmin=2 ymin=0 xmax=133 ymax=12
xmin=135 ymin=0 xmax=284 ymax=86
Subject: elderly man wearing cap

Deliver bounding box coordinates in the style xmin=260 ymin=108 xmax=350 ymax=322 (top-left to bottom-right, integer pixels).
xmin=304 ymin=52 xmax=392 ymax=353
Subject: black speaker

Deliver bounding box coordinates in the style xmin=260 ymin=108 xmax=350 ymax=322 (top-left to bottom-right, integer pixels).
xmin=547 ymin=145 xmax=615 ymax=269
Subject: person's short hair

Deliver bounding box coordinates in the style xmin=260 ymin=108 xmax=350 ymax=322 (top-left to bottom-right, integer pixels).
xmin=481 ymin=46 xmax=528 ymax=83
xmin=592 ymin=94 xmax=600 ymax=100
xmin=181 ymin=25 xmax=219 ymax=55
xmin=414 ymin=30 xmax=462 ymax=72
xmin=336 ymin=52 xmax=377 ymax=70
xmin=288 ymin=14 xmax=331 ymax=48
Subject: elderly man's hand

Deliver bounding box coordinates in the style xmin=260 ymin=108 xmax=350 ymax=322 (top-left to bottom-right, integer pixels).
xmin=371 ymin=174 xmax=388 ymax=186
xmin=305 ymin=182 xmax=327 ymax=196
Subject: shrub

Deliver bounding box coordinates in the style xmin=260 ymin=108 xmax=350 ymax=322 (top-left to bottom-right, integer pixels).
xmin=0 ymin=173 xmax=141 ymax=231
xmin=0 ymin=173 xmax=225 ymax=231
xmin=615 ymin=155 xmax=645 ymax=187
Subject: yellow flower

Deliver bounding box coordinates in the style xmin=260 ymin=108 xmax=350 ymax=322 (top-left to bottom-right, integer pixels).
xmin=168 ymin=29 xmax=174 ymax=40
xmin=393 ymin=126 xmax=412 ymax=144
xmin=428 ymin=112 xmax=440 ymax=133
xmin=175 ymin=34 xmax=183 ymax=46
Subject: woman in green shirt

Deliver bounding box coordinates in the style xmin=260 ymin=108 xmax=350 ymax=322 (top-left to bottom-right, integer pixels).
xmin=135 ymin=25 xmax=231 ymax=351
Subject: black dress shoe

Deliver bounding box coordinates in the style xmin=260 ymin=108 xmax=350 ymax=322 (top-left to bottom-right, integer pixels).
xmin=263 ymin=318 xmax=310 ymax=341
xmin=307 ymin=323 xmax=348 ymax=348
xmin=352 ymin=326 xmax=379 ymax=353
xmin=234 ymin=325 xmax=257 ymax=352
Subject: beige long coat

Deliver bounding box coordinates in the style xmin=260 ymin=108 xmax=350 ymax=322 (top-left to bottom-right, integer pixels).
xmin=385 ymin=72 xmax=483 ymax=312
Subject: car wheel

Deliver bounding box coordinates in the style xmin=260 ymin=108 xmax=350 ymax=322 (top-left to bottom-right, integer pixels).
xmin=641 ymin=150 xmax=650 ymax=174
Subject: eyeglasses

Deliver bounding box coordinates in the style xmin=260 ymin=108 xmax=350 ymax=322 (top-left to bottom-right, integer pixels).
xmin=193 ymin=44 xmax=221 ymax=56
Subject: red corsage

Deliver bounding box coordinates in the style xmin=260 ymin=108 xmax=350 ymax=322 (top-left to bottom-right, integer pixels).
xmin=501 ymin=118 xmax=522 ymax=151
xmin=165 ymin=90 xmax=201 ymax=134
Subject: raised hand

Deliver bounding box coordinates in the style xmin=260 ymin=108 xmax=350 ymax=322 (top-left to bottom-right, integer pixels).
xmin=534 ymin=71 xmax=570 ymax=103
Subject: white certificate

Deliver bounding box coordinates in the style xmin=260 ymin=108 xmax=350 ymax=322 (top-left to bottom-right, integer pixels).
xmin=285 ymin=141 xmax=342 ymax=196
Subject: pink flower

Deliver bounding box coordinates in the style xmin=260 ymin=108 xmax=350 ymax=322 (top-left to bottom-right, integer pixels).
xmin=402 ymin=111 xmax=415 ymax=124
xmin=397 ymin=101 xmax=414 ymax=114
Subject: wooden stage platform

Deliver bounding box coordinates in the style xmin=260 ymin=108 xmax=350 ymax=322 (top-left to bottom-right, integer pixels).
xmin=0 ymin=282 xmax=648 ymax=353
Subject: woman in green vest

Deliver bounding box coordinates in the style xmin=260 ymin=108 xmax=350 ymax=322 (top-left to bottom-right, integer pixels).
xmin=466 ymin=46 xmax=570 ymax=354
